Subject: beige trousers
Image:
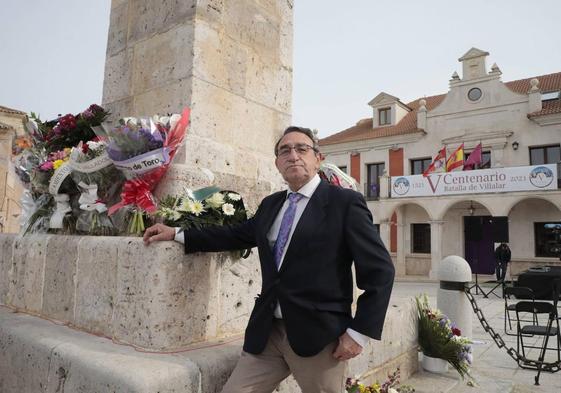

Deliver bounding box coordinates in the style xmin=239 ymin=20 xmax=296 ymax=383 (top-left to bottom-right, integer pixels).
xmin=221 ymin=320 xmax=347 ymax=393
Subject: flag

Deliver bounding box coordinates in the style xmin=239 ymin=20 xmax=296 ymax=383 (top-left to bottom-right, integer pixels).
xmin=446 ymin=143 xmax=464 ymax=171
xmin=423 ymin=147 xmax=446 ymax=176
xmin=463 ymin=143 xmax=482 ymax=170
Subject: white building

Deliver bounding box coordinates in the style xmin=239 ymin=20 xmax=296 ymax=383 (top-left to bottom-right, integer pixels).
xmin=320 ymin=48 xmax=561 ymax=279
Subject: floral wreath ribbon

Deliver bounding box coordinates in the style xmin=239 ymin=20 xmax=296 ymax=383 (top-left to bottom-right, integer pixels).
xmin=50 ymin=194 xmax=72 ymax=229
xmin=78 ymin=182 xmax=107 ymax=213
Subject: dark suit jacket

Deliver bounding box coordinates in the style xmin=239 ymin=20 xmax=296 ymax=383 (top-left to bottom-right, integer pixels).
xmin=184 ymin=180 xmax=395 ymax=357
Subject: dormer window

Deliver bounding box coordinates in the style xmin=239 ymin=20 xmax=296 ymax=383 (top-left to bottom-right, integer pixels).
xmin=378 ymin=107 xmax=391 ymax=125
xmin=542 ymin=91 xmax=560 ymax=101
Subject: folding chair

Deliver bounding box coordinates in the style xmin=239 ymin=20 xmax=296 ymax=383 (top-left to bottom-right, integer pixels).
xmin=504 ymin=286 xmax=537 ymax=336
xmin=514 ymin=301 xmax=560 ymax=385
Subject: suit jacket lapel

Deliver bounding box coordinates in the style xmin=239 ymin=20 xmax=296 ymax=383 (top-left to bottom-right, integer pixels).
xmin=279 ymin=181 xmax=329 ymax=273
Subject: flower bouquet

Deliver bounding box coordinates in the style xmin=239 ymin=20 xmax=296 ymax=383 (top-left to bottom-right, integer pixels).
xmin=319 ymin=162 xmax=358 ymax=191
xmin=156 ymin=186 xmax=251 ymax=257
xmin=99 ymin=108 xmax=191 ymax=235
xmin=69 ymin=140 xmax=125 ymax=236
xmin=416 ymin=295 xmax=472 ymax=379
xmin=345 ymin=367 xmax=415 ymax=393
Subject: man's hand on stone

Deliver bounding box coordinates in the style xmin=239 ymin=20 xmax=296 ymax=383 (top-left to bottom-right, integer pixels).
xmin=143 ymin=223 xmax=176 ymax=245
xmin=332 ymin=332 xmax=362 ymax=361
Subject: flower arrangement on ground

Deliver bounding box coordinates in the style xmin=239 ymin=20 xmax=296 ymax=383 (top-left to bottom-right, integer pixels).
xmin=415 ymin=295 xmax=473 ymax=379
xmin=345 ymin=367 xmax=415 ymax=393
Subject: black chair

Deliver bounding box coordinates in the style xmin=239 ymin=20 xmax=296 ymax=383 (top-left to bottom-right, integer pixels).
xmin=504 ymin=286 xmax=537 ymax=336
xmin=514 ymin=301 xmax=560 ymax=385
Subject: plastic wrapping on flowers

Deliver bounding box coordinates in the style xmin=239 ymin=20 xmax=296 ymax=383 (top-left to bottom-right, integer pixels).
xmin=415 ymin=295 xmax=473 ymax=379
xmin=345 ymin=367 xmax=415 ymax=393
xmin=319 ymin=162 xmax=358 ymax=191
xmin=98 ymin=108 xmax=191 ymax=235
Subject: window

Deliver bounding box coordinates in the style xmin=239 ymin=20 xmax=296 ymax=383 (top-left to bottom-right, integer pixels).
xmin=530 ymin=145 xmax=561 ymax=165
xmin=378 ymin=108 xmax=391 ymax=126
xmin=411 ymin=223 xmax=431 ymax=253
xmin=411 ymin=158 xmax=432 ymax=175
xmin=338 ymin=165 xmax=347 ymax=174
xmin=464 ymin=151 xmax=491 ymax=169
xmin=366 ymin=163 xmax=385 ymax=200
xmin=534 ymin=222 xmax=561 ymax=257
xmin=541 ymin=91 xmax=560 ymax=101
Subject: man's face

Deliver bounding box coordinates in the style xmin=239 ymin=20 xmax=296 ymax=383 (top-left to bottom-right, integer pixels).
xmin=275 ymin=132 xmax=321 ymax=191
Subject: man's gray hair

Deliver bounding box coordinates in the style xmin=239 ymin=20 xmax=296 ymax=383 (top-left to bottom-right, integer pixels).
xmin=274 ymin=126 xmax=320 ymax=156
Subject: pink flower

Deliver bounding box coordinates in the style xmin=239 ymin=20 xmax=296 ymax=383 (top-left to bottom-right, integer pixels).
xmin=39 ymin=161 xmax=54 ymax=171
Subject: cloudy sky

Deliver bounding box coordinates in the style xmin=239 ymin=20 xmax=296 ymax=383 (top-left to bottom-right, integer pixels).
xmin=1 ymin=1 xmax=560 ymax=138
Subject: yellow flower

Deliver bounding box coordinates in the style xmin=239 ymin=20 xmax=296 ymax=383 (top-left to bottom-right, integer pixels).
xmin=191 ymin=201 xmax=205 ymax=216
xmin=52 ymin=159 xmax=65 ymax=170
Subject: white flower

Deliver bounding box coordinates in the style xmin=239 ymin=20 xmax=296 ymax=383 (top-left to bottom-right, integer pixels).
xmin=191 ymin=201 xmax=205 ymax=216
xmin=388 ymin=388 xmax=399 ymax=393
xmin=86 ymin=140 xmax=107 ymax=151
xmin=227 ymin=192 xmax=241 ymax=201
xmin=222 ymin=203 xmax=235 ymax=216
xmin=160 ymin=207 xmax=181 ymax=221
xmin=205 ymin=192 xmax=225 ymax=208
xmin=178 ymin=199 xmax=193 ymax=213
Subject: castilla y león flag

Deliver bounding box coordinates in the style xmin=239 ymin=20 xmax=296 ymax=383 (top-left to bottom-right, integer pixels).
xmin=463 ymin=143 xmax=482 ymax=170
xmin=446 ymin=143 xmax=464 ymax=171
xmin=423 ymin=147 xmax=446 ymax=176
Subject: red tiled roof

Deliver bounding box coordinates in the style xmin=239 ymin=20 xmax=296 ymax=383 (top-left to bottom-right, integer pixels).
xmin=320 ymin=72 xmax=561 ymax=146
xmin=0 ymin=105 xmax=27 ymax=116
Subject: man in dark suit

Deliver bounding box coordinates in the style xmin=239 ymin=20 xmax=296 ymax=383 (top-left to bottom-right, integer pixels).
xmin=144 ymin=127 xmax=395 ymax=392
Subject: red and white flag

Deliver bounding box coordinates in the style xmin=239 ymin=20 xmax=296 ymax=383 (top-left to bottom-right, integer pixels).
xmin=423 ymin=147 xmax=446 ymax=177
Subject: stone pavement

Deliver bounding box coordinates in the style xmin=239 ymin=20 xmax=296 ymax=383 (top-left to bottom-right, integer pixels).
xmin=393 ymin=280 xmax=561 ymax=393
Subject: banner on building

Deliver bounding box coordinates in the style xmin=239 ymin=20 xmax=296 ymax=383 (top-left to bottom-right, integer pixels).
xmin=391 ymin=164 xmax=558 ymax=198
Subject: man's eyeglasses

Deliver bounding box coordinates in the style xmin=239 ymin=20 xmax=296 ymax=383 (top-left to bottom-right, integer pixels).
xmin=277 ymin=143 xmax=317 ymax=157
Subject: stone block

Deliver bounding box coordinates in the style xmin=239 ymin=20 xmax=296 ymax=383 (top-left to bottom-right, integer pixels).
xmin=111 ymin=0 xmax=128 ymax=9
xmin=194 ymin=0 xmax=225 ymax=26
xmin=9 ymin=235 xmax=50 ymax=312
xmin=133 ymin=77 xmax=193 ymax=116
xmin=112 ymin=238 xmax=220 ymax=349
xmin=106 ymin=1 xmax=129 ymax=57
xmin=216 ymin=253 xmax=261 ymax=335
xmin=102 ymin=48 xmax=134 ymax=104
xmin=128 ymin=0 xmax=196 ymax=45
xmin=0 ymin=234 xmax=15 ymax=304
xmin=103 ymin=96 xmax=133 ymax=121
xmin=74 ymin=236 xmax=119 ymax=335
xmin=42 ymin=236 xmax=80 ymax=322
xmin=131 ymin=22 xmax=195 ymax=94
xmin=221 ymin=1 xmax=281 ymax=61
xmin=192 ymin=21 xmax=248 ymax=97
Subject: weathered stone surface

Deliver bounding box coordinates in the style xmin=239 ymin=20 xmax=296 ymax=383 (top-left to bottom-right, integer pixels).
xmin=0 ymin=234 xmax=14 ymax=303
xmin=131 ymin=22 xmax=195 ymax=94
xmin=106 ymin=0 xmax=129 ymax=57
xmin=9 ymin=235 xmax=50 ymax=312
xmin=127 ymin=0 xmax=196 ymax=45
xmin=102 ymin=48 xmax=134 ymax=103
xmin=42 ymin=235 xmax=80 ymax=322
xmin=103 ymin=96 xmax=134 ymax=121
xmin=74 ymin=236 xmax=119 ymax=335
xmin=112 ymin=238 xmax=221 ymax=349
xmin=133 ymin=77 xmax=192 ymax=116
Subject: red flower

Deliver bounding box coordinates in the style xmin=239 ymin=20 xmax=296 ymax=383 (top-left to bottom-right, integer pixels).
xmin=81 ymin=142 xmax=89 ymax=154
xmin=452 ymin=327 xmax=462 ymax=336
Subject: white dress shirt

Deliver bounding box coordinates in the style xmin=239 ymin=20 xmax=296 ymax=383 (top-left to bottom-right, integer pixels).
xmin=174 ymin=173 xmax=368 ymax=347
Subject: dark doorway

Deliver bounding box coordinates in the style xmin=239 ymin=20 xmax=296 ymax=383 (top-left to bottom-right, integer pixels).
xmin=464 ymin=216 xmax=495 ymax=274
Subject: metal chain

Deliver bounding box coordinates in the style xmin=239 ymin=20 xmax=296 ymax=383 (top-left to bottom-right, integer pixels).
xmin=463 ymin=286 xmax=561 ymax=373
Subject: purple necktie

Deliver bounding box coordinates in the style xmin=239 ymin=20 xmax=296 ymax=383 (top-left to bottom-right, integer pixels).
xmin=273 ymin=192 xmax=303 ymax=269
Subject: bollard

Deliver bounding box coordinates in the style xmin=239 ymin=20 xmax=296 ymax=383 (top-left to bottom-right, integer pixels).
xmin=437 ymin=255 xmax=472 ymax=340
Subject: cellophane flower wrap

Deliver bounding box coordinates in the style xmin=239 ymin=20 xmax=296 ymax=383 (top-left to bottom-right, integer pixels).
xmin=100 ymin=108 xmax=190 ymax=235
xmin=17 ymin=104 xmax=110 ymax=235
xmin=319 ymin=162 xmax=358 ymax=191
xmin=345 ymin=367 xmax=415 ymax=393
xmin=69 ymin=140 xmax=125 ymax=235
xmin=416 ymin=295 xmax=473 ymax=379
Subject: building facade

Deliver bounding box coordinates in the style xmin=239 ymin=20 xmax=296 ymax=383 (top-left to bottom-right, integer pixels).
xmin=0 ymin=105 xmax=27 ymax=233
xmin=320 ymin=48 xmax=561 ymax=279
